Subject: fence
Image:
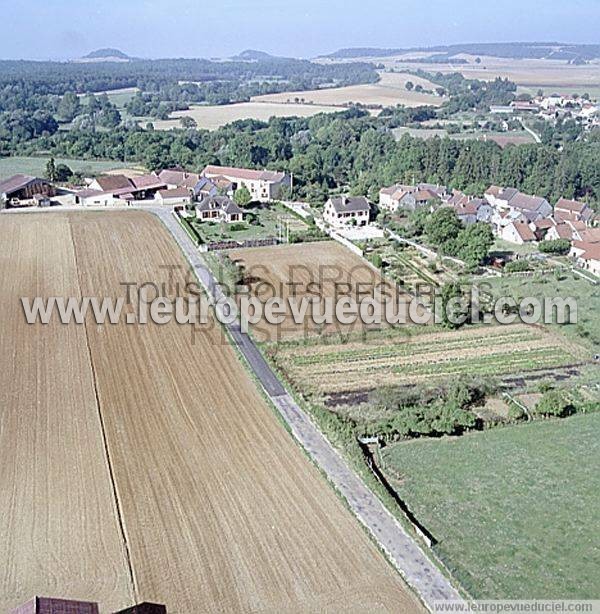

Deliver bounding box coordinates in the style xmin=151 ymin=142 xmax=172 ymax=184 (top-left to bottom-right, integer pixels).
xmin=205 ymin=237 xmax=279 ymax=252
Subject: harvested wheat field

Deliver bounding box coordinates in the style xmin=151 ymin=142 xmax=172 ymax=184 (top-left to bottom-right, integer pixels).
xmin=252 ymin=71 xmax=445 ymax=108
xmin=152 ymin=101 xmax=342 ymax=131
xmin=0 ymin=212 xmax=421 ymax=613
xmin=270 ymin=323 xmax=582 ymax=396
xmin=229 ymin=241 xmax=418 ymax=341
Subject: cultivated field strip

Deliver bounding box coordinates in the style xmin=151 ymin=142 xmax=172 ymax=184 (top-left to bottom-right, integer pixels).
xmin=272 ymin=324 xmax=579 ymax=394
xmin=64 ymin=212 xmax=420 ymax=612
xmin=0 ymin=215 xmax=133 ymax=612
xmin=229 ymin=242 xmax=415 ymax=341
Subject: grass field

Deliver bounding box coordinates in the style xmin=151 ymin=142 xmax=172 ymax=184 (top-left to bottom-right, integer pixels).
xmin=252 ymin=71 xmax=446 ymax=108
xmin=78 ymin=87 xmax=139 ymax=109
xmin=228 ymin=241 xmax=413 ymax=341
xmin=392 ymin=127 xmax=535 ymax=146
xmin=0 ymin=156 xmax=139 ymax=179
xmin=152 ymin=101 xmax=343 ymax=131
xmin=482 ymin=272 xmax=600 ymax=353
xmin=381 ymin=413 xmax=600 ymax=598
xmin=270 ymin=324 xmax=582 ymax=395
xmin=0 ymin=212 xmax=419 ymax=612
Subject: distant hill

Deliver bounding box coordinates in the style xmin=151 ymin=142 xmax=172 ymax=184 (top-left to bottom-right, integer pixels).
xmin=234 ymin=49 xmax=274 ymax=61
xmin=77 ymin=48 xmax=133 ymax=62
xmin=322 ymin=42 xmax=600 ymax=62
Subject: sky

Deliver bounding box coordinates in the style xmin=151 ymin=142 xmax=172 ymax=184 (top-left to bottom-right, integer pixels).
xmin=1 ymin=0 xmax=599 ymax=60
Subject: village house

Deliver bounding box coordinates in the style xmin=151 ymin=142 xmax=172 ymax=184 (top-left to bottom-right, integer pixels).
xmin=500 ymin=220 xmax=537 ymax=245
xmin=570 ymin=241 xmax=600 ymax=276
xmin=554 ymin=198 xmax=594 ymax=225
xmin=452 ymin=198 xmax=493 ymax=225
xmin=0 ymin=174 xmax=55 ymax=207
xmin=379 ymin=183 xmax=446 ymax=212
xmin=202 ymin=165 xmax=291 ymax=202
xmin=484 ymin=185 xmax=552 ymax=222
xmin=195 ymin=195 xmax=244 ymax=223
xmin=324 ymin=196 xmax=370 ymax=227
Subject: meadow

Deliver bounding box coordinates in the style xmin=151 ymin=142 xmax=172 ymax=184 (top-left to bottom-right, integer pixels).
xmin=381 ymin=413 xmax=600 ymax=598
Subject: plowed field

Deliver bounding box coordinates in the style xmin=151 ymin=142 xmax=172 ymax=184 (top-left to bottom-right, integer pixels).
xmin=0 ymin=212 xmax=421 ymax=613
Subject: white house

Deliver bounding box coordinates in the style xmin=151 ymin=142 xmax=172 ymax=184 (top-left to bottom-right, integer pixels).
xmin=202 ymin=165 xmax=291 ymax=202
xmin=501 ymin=220 xmax=537 ymax=245
xmin=570 ymin=241 xmax=600 ymax=276
xmin=324 ymin=196 xmax=370 ymax=228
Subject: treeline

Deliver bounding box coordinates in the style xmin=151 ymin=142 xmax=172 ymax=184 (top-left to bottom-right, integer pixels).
xmin=6 ymin=109 xmax=600 ymax=208
xmin=408 ymin=70 xmax=517 ymax=113
xmin=0 ymin=93 xmax=121 ymax=148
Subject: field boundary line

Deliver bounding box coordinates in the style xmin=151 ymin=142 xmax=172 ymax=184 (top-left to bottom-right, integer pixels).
xmin=68 ymin=217 xmax=138 ymax=604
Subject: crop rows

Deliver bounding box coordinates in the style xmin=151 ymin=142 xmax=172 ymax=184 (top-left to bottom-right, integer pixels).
xmin=272 ymin=325 xmax=578 ymax=394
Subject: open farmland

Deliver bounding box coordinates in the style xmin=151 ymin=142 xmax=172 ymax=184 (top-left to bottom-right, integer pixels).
xmin=269 ymin=324 xmax=583 ymax=396
xmin=0 ymin=212 xmax=420 ymax=612
xmin=228 ymin=241 xmax=416 ymax=341
xmin=0 ymin=156 xmax=141 ymax=179
xmin=385 ymin=56 xmax=600 ymax=98
xmin=251 ymin=71 xmax=446 ymax=108
xmin=380 ymin=413 xmax=600 ymax=598
xmin=0 ymin=215 xmax=133 ymax=611
xmin=152 ymin=101 xmax=343 ymax=130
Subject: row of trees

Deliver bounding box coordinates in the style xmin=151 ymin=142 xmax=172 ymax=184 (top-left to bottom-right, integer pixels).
xmin=5 ymin=107 xmax=600 ymax=208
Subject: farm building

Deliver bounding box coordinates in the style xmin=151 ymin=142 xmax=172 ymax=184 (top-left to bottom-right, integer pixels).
xmin=0 ymin=174 xmax=55 ymax=207
xmin=202 ymin=164 xmax=291 ymax=202
xmin=324 ymin=195 xmax=370 ymax=227
xmin=154 ymin=188 xmax=192 ymax=206
xmin=10 ymin=597 xmax=99 ymax=614
xmin=77 ymin=174 xmax=167 ymax=206
xmin=156 ymin=168 xmax=201 ymax=190
xmin=195 ymin=195 xmax=244 ymax=223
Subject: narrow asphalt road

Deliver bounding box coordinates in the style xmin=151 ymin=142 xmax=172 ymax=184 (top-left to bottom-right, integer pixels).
xmin=153 ymin=208 xmax=465 ymax=609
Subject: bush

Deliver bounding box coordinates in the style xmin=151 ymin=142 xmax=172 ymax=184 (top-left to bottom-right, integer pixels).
xmin=229 ymin=222 xmax=247 ymax=232
xmin=533 ymin=390 xmax=574 ymax=418
xmin=539 ymin=239 xmax=570 ymax=255
xmin=504 ymin=259 xmax=531 ymax=273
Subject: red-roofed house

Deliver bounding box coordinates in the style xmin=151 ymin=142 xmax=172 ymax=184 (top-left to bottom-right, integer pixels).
xmin=501 ymin=220 xmax=537 ymax=245
xmin=554 ymin=198 xmax=594 ymax=224
xmin=570 ymin=241 xmax=600 ymax=276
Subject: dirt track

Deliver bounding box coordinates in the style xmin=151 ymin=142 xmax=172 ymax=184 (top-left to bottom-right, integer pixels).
xmin=0 ymin=212 xmax=421 ymax=613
